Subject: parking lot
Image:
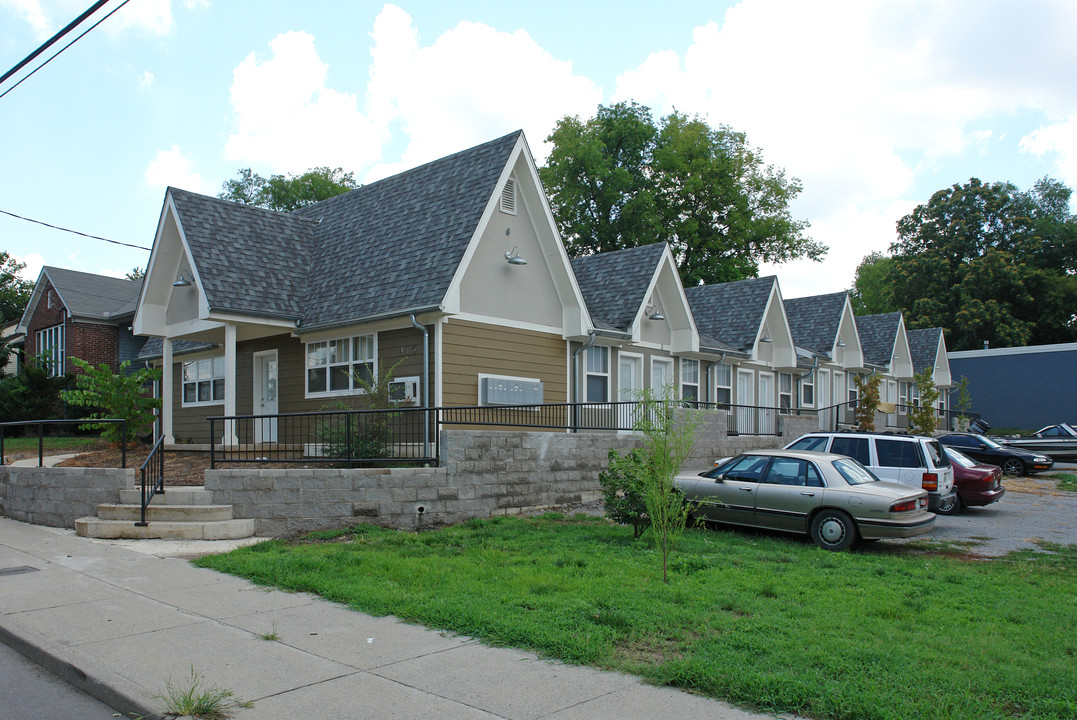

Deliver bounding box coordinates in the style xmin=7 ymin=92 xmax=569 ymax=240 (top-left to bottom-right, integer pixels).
xmin=890 ymin=473 xmax=1077 ymax=556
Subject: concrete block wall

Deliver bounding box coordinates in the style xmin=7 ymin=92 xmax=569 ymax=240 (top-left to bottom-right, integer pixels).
xmin=0 ymin=467 xmax=133 ymax=528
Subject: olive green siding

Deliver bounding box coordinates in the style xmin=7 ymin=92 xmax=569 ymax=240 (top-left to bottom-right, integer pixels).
xmin=441 ymin=319 xmax=567 ymax=407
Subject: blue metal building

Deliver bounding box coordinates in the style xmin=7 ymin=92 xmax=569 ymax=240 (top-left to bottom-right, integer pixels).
xmin=948 ymin=342 xmax=1077 ymax=431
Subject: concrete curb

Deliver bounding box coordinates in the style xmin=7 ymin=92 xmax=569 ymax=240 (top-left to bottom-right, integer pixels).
xmin=0 ymin=613 xmax=162 ymax=720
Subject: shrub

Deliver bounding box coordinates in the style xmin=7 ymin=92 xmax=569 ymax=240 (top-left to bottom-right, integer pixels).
xmin=60 ymin=358 xmax=161 ymax=445
xmin=854 ymin=373 xmax=881 ymax=431
xmin=599 ymin=448 xmax=651 ymax=538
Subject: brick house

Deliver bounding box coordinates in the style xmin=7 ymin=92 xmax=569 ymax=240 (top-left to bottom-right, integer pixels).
xmin=17 ymin=267 xmax=145 ymax=376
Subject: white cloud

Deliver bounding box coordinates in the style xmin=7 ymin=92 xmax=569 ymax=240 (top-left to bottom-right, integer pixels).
xmin=13 ymin=252 xmax=46 ymax=282
xmin=1020 ymin=116 xmax=1077 ymax=187
xmin=105 ymin=0 xmax=173 ymax=36
xmin=224 ymin=30 xmax=382 ymax=175
xmin=144 ymin=145 xmax=208 ymax=193
xmin=1 ymin=0 xmax=49 ymax=39
xmin=1 ymin=0 xmax=195 ymax=39
xmin=138 ymin=70 xmax=154 ymax=88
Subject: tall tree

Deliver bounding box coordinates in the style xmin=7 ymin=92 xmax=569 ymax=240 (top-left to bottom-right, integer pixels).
xmin=219 ymin=167 xmax=359 ymax=212
xmin=0 ymin=251 xmax=33 ymax=324
xmin=888 ymin=177 xmax=1077 ymax=351
xmin=849 ymin=251 xmax=897 ymax=315
xmin=541 ymin=102 xmax=823 ymax=285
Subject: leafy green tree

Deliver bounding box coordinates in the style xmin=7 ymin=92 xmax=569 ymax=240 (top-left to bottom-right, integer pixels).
xmin=60 ymin=359 xmax=161 ymax=445
xmin=853 ymin=373 xmax=881 ymax=431
xmin=0 ymin=251 xmax=33 ymax=324
xmin=908 ymin=368 xmax=940 ymax=436
xmin=850 ymin=251 xmax=897 ymax=316
xmin=0 ymin=352 xmax=71 ymax=423
xmin=219 ymin=167 xmax=359 ymax=212
xmin=888 ymin=177 xmax=1077 ymax=350
xmin=541 ymin=102 xmax=822 ymax=285
xmin=125 ymin=267 xmax=145 ymax=281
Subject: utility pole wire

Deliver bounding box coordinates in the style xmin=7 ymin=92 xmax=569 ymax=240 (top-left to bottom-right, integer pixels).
xmin=0 ymin=0 xmax=111 ymax=86
xmin=0 ymin=208 xmax=150 ymax=251
xmin=0 ymin=0 xmax=132 ymax=101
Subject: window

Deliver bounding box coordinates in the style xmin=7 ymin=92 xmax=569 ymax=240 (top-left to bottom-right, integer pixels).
xmin=35 ymin=324 xmax=64 ymax=377
xmin=182 ymin=357 xmax=225 ymax=406
xmin=898 ymin=381 xmax=909 ymax=412
xmin=875 ymin=439 xmax=924 ymax=468
xmin=848 ymin=373 xmax=859 ymax=405
xmin=830 ymin=437 xmax=871 ymax=466
xmin=779 ymin=372 xmax=793 ymax=412
xmin=788 ymin=436 xmax=829 ymax=453
xmin=714 ymin=363 xmax=732 ymax=405
xmin=584 ymin=346 xmax=609 ymax=402
xmin=680 ymin=359 xmax=699 ymax=402
xmin=801 ymin=373 xmax=815 ymax=407
xmin=306 ymin=334 xmax=376 ymax=396
xmin=762 ymin=458 xmax=818 ymax=487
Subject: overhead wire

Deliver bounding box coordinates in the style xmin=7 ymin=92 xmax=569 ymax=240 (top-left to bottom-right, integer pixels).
xmin=0 ymin=208 xmax=150 ymax=251
xmin=0 ymin=0 xmax=110 ymax=86
xmin=0 ymin=0 xmax=133 ymax=101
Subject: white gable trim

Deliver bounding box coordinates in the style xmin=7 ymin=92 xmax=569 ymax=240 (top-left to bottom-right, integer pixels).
xmin=754 ymin=280 xmax=797 ymax=368
xmin=628 ymin=245 xmax=698 ymax=353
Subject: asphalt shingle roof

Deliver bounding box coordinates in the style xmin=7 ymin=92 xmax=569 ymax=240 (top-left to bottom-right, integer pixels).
xmin=856 ymin=312 xmax=903 ymax=366
xmin=685 ymin=276 xmax=776 ymax=353
xmin=44 ymin=267 xmax=141 ymax=319
xmin=783 ymin=292 xmax=848 ymax=354
xmin=570 ymin=243 xmax=667 ymax=332
xmin=166 ymin=131 xmax=522 ymax=331
xmin=137 ymin=337 xmax=217 ymax=360
xmin=907 ymin=327 xmax=943 ymax=373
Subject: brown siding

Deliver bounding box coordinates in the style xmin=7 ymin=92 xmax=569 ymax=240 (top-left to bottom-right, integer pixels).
xmin=442 ymin=319 xmax=567 ymax=407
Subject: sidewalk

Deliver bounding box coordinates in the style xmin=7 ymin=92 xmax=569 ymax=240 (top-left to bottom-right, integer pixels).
xmin=0 ymin=517 xmax=786 ymax=720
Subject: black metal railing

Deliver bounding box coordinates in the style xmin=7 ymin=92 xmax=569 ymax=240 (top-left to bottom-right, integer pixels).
xmin=0 ymin=419 xmax=127 ymax=467
xmin=814 ymin=402 xmax=980 ymax=434
xmin=136 ymin=436 xmax=166 ymax=526
xmin=207 ymin=400 xmax=795 ymax=468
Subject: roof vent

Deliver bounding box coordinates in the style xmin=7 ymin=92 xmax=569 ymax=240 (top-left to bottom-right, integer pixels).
xmin=500 ymin=178 xmax=517 ymax=215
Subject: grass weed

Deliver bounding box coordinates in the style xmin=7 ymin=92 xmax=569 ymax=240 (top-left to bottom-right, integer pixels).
xmin=1051 ymin=472 xmax=1077 ymax=492
xmin=154 ymin=666 xmax=251 ymax=719
xmin=196 ymin=516 xmax=1077 ymax=720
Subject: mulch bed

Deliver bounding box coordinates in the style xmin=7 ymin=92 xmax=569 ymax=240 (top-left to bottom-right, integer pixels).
xmin=56 ymin=448 xmax=212 ymax=485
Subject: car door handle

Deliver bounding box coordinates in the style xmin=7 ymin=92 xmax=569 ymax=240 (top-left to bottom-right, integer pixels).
xmin=740 ymin=487 xmax=754 ymax=492
xmin=801 ymin=491 xmax=815 ymax=496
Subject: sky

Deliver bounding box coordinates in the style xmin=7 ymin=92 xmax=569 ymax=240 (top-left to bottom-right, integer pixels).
xmin=2 ymin=0 xmax=1076 ymax=300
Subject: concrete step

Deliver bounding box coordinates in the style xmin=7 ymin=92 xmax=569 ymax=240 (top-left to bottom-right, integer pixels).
xmin=95 ymin=503 xmax=235 ymax=523
xmin=119 ymin=487 xmax=214 ymax=506
xmin=75 ymin=516 xmax=256 ymax=540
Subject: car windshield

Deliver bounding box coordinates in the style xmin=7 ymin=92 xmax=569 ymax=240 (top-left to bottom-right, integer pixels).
xmin=945 ymin=447 xmax=977 ymax=468
xmin=832 ymin=458 xmax=879 ymax=485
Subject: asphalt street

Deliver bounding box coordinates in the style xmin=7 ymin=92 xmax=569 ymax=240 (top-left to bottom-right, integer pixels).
xmin=0 ymin=640 xmax=125 ymax=720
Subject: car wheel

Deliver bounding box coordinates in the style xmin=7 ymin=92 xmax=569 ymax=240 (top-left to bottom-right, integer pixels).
xmin=936 ymin=492 xmax=962 ymax=515
xmin=810 ymin=510 xmax=858 ymax=551
xmin=1001 ymin=458 xmax=1026 ymax=476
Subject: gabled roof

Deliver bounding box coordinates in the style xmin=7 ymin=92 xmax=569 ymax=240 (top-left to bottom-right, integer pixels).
xmin=168 ymin=189 xmax=316 ymax=320
xmin=685 ymin=276 xmax=777 ymax=352
xmin=570 ymin=243 xmax=667 ymax=333
xmin=784 ymin=291 xmax=848 ymax=354
xmin=295 ymin=131 xmax=522 ymax=330
xmin=856 ymin=311 xmax=903 ymax=366
xmin=18 ymin=267 xmax=142 ymax=332
xmin=907 ymin=327 xmax=944 ymax=374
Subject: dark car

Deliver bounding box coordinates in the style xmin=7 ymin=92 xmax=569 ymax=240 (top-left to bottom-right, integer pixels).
xmin=937 ymin=433 xmax=1053 ymax=476
xmin=995 ymin=423 xmax=1077 ymax=461
xmin=940 ymin=446 xmax=1006 ymax=513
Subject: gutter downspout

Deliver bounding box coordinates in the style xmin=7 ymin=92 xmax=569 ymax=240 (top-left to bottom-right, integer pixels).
xmin=570 ymin=331 xmax=597 ymax=433
xmin=410 ymin=314 xmax=430 ymax=460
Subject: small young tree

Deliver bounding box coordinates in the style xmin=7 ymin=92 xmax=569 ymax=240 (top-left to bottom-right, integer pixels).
xmin=599 ymin=448 xmax=650 ymax=538
xmin=909 ymin=368 xmax=941 ymax=436
xmin=60 ymin=359 xmax=161 ymax=445
xmin=319 ymin=359 xmax=403 ymax=460
xmin=633 ymin=386 xmax=702 ymax=584
xmin=853 ymin=373 xmax=881 ymax=431
xmin=954 ymin=376 xmax=973 ymax=431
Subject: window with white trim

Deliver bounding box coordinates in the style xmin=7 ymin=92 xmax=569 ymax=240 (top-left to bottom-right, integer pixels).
xmin=801 ymin=373 xmax=815 ymax=407
xmin=714 ymin=363 xmax=732 ymax=405
xmin=898 ymin=381 xmax=909 ymax=412
xmin=35 ymin=324 xmax=64 ymax=377
xmin=848 ymin=373 xmax=859 ymax=405
xmin=584 ymin=346 xmax=609 ymax=402
xmin=306 ymin=334 xmax=376 ymax=396
xmin=182 ymin=357 xmax=225 ymax=406
xmin=680 ymin=359 xmax=699 ymax=402
xmin=779 ymin=372 xmax=793 ymax=412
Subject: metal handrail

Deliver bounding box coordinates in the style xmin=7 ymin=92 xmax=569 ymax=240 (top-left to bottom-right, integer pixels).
xmin=0 ymin=419 xmax=127 ymax=467
xmin=136 ymin=436 xmax=166 ymax=526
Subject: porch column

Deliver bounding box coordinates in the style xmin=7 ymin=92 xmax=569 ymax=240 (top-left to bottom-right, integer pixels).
xmin=223 ymin=323 xmax=238 ymax=446
xmin=162 ymin=338 xmax=175 ymax=444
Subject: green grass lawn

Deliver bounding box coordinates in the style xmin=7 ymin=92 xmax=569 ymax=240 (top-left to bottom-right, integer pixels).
xmin=1052 ymin=473 xmax=1077 ymax=492
xmin=1 ymin=435 xmax=103 ymax=455
xmin=196 ymin=516 xmax=1077 ymax=720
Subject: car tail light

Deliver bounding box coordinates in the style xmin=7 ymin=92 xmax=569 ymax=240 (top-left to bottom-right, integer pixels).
xmin=890 ymin=500 xmax=917 ymax=512
xmin=922 ymin=473 xmax=938 ymax=491
xmin=919 ymin=496 xmax=928 ymax=509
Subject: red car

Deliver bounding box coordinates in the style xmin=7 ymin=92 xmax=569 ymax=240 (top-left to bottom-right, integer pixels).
xmin=939 ymin=447 xmax=1006 ymax=514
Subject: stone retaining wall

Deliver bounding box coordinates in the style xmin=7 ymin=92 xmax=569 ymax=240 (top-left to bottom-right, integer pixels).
xmin=0 ymin=467 xmax=133 ymax=528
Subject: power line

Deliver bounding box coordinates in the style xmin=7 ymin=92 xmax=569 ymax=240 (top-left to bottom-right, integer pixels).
xmin=0 ymin=208 xmax=150 ymax=251
xmin=0 ymin=0 xmax=132 ymax=101
xmin=0 ymin=0 xmax=110 ymax=86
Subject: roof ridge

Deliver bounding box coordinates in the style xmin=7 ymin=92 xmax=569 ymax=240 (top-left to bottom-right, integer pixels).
xmin=167 ymin=186 xmax=323 ymax=226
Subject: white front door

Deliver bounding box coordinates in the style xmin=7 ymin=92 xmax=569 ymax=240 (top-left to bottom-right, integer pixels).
xmin=736 ymin=369 xmax=754 ymax=433
xmin=253 ymin=350 xmax=278 ymax=444
xmin=651 ymin=358 xmax=673 ymax=394
xmin=833 ymin=370 xmax=845 ymax=424
xmin=619 ymin=354 xmax=643 ymax=431
xmin=818 ymin=370 xmax=830 ymax=410
xmin=759 ymin=372 xmax=775 ymax=434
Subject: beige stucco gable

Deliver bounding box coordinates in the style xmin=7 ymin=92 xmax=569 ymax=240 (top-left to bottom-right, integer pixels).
xmin=635 ymin=245 xmax=698 ymax=354
xmin=831 ymin=295 xmax=865 ymax=370
xmin=752 ymin=281 xmax=797 ymax=369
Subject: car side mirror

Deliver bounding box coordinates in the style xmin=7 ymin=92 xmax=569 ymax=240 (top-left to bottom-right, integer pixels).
xmin=978 ymin=443 xmax=987 ymax=450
